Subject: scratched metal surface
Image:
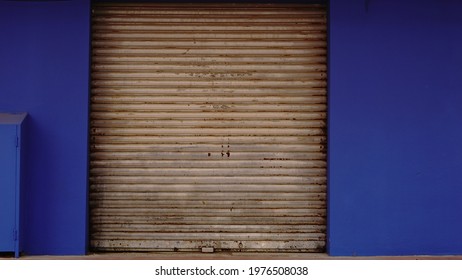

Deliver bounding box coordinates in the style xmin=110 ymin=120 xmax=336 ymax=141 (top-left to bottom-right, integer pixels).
xmin=89 ymin=3 xmax=327 ymax=252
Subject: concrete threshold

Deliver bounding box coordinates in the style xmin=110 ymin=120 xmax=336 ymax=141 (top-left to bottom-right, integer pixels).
xmin=4 ymin=252 xmax=462 ymax=260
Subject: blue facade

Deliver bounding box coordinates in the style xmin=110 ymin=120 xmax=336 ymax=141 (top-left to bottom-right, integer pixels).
xmin=0 ymin=0 xmax=461 ymax=256
xmin=0 ymin=0 xmax=91 ymax=255
xmin=328 ymin=0 xmax=462 ymax=255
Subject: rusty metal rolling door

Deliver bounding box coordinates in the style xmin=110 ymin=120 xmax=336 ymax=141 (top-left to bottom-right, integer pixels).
xmin=90 ymin=3 xmax=327 ymax=252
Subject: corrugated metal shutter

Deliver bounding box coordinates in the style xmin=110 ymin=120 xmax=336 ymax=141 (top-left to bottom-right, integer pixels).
xmin=90 ymin=3 xmax=327 ymax=252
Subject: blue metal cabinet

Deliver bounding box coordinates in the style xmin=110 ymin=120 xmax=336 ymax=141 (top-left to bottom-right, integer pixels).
xmin=0 ymin=113 xmax=26 ymax=258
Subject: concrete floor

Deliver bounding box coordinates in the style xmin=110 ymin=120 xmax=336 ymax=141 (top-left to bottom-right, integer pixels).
xmin=2 ymin=252 xmax=462 ymax=260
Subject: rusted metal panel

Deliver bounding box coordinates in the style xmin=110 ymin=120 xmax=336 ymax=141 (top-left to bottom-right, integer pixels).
xmin=91 ymin=240 xmax=326 ymax=252
xmin=90 ymin=3 xmax=326 ymax=253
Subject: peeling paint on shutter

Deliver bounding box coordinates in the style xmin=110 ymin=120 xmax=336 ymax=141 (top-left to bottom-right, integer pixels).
xmin=90 ymin=3 xmax=327 ymax=252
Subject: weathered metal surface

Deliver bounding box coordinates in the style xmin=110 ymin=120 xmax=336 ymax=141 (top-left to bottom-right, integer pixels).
xmin=90 ymin=3 xmax=327 ymax=253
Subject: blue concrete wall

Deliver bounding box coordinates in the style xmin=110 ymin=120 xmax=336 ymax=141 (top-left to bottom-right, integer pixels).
xmin=0 ymin=0 xmax=91 ymax=255
xmin=328 ymin=0 xmax=462 ymax=255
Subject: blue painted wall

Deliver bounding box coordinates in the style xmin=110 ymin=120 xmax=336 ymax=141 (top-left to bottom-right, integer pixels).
xmin=328 ymin=0 xmax=462 ymax=255
xmin=0 ymin=0 xmax=91 ymax=255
